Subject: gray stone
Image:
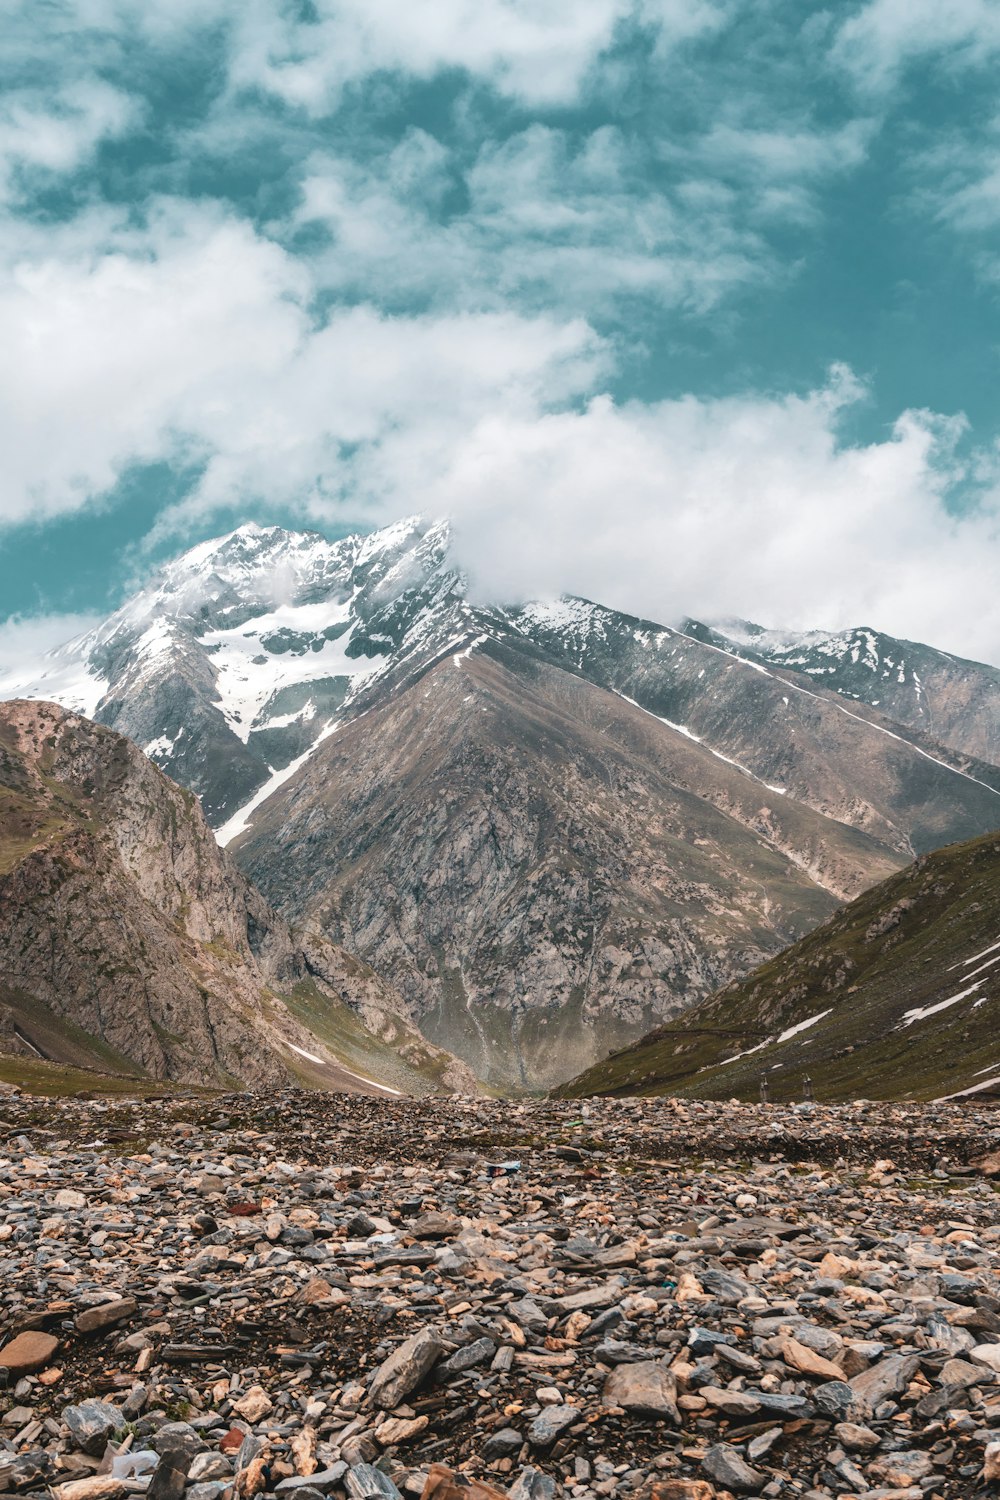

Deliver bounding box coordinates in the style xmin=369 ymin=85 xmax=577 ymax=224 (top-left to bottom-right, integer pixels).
xmin=369 ymin=1328 xmax=447 ymax=1411
xmin=62 ymin=1401 xmax=122 ymax=1456
xmin=528 ymin=1405 xmax=577 ymax=1447
xmin=701 ymin=1443 xmax=767 ymax=1493
xmin=603 ymin=1361 xmax=680 ymax=1422
xmin=848 ymin=1353 xmax=919 ymax=1409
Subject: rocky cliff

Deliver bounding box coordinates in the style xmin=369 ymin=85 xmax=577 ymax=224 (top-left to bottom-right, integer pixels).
xmin=0 ymin=700 xmax=472 ymax=1093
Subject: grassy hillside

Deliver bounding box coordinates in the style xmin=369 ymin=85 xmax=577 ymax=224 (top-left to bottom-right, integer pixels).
xmin=557 ymin=828 xmax=1000 ymax=1103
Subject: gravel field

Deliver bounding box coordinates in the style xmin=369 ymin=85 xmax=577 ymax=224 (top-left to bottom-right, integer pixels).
xmin=2 ymin=1090 xmax=1000 ymax=1500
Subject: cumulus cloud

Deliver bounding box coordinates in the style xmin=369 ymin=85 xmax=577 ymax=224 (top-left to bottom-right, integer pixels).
xmin=0 ymin=198 xmax=606 ymax=529
xmin=361 ymin=369 xmax=1000 ymax=666
xmin=3 ymin=191 xmax=1000 ymax=661
xmin=2 ymin=0 xmax=999 ymax=670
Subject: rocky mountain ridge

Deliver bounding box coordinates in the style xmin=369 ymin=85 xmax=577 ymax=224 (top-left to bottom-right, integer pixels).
xmin=0 ymin=699 xmax=472 ymax=1094
xmin=4 ymin=518 xmax=1000 ymax=1087
xmin=558 ymin=826 xmax=1000 ymax=1103
xmin=705 ymin=618 xmax=1000 ymax=768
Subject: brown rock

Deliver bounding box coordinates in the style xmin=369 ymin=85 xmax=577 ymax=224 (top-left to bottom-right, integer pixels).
xmin=75 ymin=1298 xmax=137 ymax=1334
xmin=377 ymin=1415 xmax=429 ymax=1445
xmin=297 ymin=1277 xmax=348 ymax=1307
xmin=232 ymin=1386 xmax=273 ymax=1423
xmin=777 ymin=1335 xmax=844 ymax=1382
xmin=420 ymin=1465 xmax=507 ymax=1500
xmin=53 ymin=1481 xmax=129 ymax=1500
xmin=0 ymin=1331 xmax=59 ymax=1374
xmin=289 ymin=1429 xmax=316 ymax=1476
xmin=651 ymin=1483 xmax=716 ymax=1500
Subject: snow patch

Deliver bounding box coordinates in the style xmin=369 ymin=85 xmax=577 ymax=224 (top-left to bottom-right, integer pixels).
xmin=216 ymin=719 xmax=341 ymax=846
xmin=900 ymin=980 xmax=983 ymax=1027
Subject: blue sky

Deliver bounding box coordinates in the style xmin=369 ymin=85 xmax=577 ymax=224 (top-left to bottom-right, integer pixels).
xmin=4 ymin=0 xmax=1000 ymax=660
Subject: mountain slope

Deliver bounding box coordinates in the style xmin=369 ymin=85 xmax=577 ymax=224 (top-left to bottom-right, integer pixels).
xmin=234 ymin=639 xmax=908 ymax=1089
xmin=510 ymin=598 xmax=1000 ymax=858
xmin=706 ymin=619 xmax=1000 ymax=768
xmin=0 ymin=700 xmax=471 ymax=1094
xmin=557 ymin=828 xmax=1000 ymax=1103
xmin=4 ymin=518 xmax=1000 ymax=1090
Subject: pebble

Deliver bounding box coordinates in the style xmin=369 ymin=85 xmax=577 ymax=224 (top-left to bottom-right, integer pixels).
xmin=0 ymin=1088 xmax=999 ymax=1500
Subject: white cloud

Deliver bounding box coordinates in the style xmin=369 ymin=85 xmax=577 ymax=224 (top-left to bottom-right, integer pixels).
xmin=3 ymin=195 xmax=1000 ymax=662
xmin=0 ymin=612 xmax=102 ymax=662
xmin=834 ymin=0 xmax=1000 ymax=92
xmin=292 ymin=124 xmax=772 ymax=317
xmin=218 ymin=0 xmax=733 ymax=111
xmin=0 ymin=80 xmax=138 ymax=200
xmin=16 ymin=0 xmax=730 ymax=113
xmin=0 ymin=197 xmax=607 ymax=531
xmin=367 ymin=368 xmax=1000 ymax=666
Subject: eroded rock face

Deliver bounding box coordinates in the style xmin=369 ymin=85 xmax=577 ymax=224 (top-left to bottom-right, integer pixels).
xmin=0 ymin=701 xmax=472 ymax=1094
xmin=237 ymin=651 xmax=913 ymax=1090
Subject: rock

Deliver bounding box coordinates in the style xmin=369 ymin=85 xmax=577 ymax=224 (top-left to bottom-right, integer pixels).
xmin=777 ymin=1335 xmax=844 ymax=1382
xmin=527 ymin=1405 xmax=577 ymax=1446
xmin=604 ymin=1361 xmax=680 ymax=1421
xmin=439 ymin=1336 xmax=495 ymax=1376
xmin=482 ymin=1428 xmax=523 ymax=1459
xmin=346 ymin=1466 xmax=404 ymax=1500
xmin=812 ymin=1380 xmax=862 ymax=1418
xmin=74 ymin=1298 xmax=137 ymax=1334
xmin=147 ymin=1447 xmax=197 ymax=1500
xmin=973 ymin=1343 xmax=1000 ymax=1375
xmin=53 ymin=1481 xmax=129 ymax=1500
xmin=0 ymin=1330 xmax=59 ymax=1374
xmin=651 ymin=1484 xmax=716 ymax=1500
xmin=507 ymin=1468 xmax=556 ymax=1500
xmin=699 ymin=1385 xmax=762 ymax=1417
xmin=984 ymin=1442 xmax=1000 ymax=1481
xmin=834 ymin=1421 xmax=880 ymax=1452
xmin=1 ymin=1450 xmax=56 ymax=1490
xmin=62 ymin=1400 xmax=122 ymax=1455
xmin=848 ymin=1353 xmax=920 ymax=1408
xmin=53 ymin=1189 xmax=87 ymax=1209
xmin=377 ymin=1415 xmax=428 ymax=1445
xmin=189 ymin=1455 xmax=234 ymax=1483
xmin=419 ymin=1468 xmax=506 ymax=1500
xmin=745 ymin=1429 xmax=782 ymax=1462
xmin=370 ymin=1328 xmax=447 ymax=1410
xmin=867 ymin=1451 xmax=934 ymax=1487
xmin=701 ymin=1444 xmax=766 ymax=1493
xmin=232 ymin=1386 xmax=273 ymax=1423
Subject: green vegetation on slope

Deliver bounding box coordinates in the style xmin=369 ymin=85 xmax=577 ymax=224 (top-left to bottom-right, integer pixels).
xmin=557 ymin=829 xmax=1000 ymax=1104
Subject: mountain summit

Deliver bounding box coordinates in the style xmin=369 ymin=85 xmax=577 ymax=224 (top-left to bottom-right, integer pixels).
xmin=4 ymin=517 xmax=1000 ymax=1087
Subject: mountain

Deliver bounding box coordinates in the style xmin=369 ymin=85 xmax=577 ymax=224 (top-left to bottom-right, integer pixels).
xmin=0 ymin=699 xmax=472 ymax=1094
xmin=556 ymin=827 xmax=1000 ymax=1104
xmin=4 ymin=517 xmax=1000 ymax=1088
xmin=703 ymin=619 xmax=1000 ymax=769
xmin=0 ymin=519 xmax=458 ymax=826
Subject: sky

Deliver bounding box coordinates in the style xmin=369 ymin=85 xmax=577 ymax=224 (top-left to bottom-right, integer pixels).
xmin=3 ymin=1 xmax=1000 ymax=663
